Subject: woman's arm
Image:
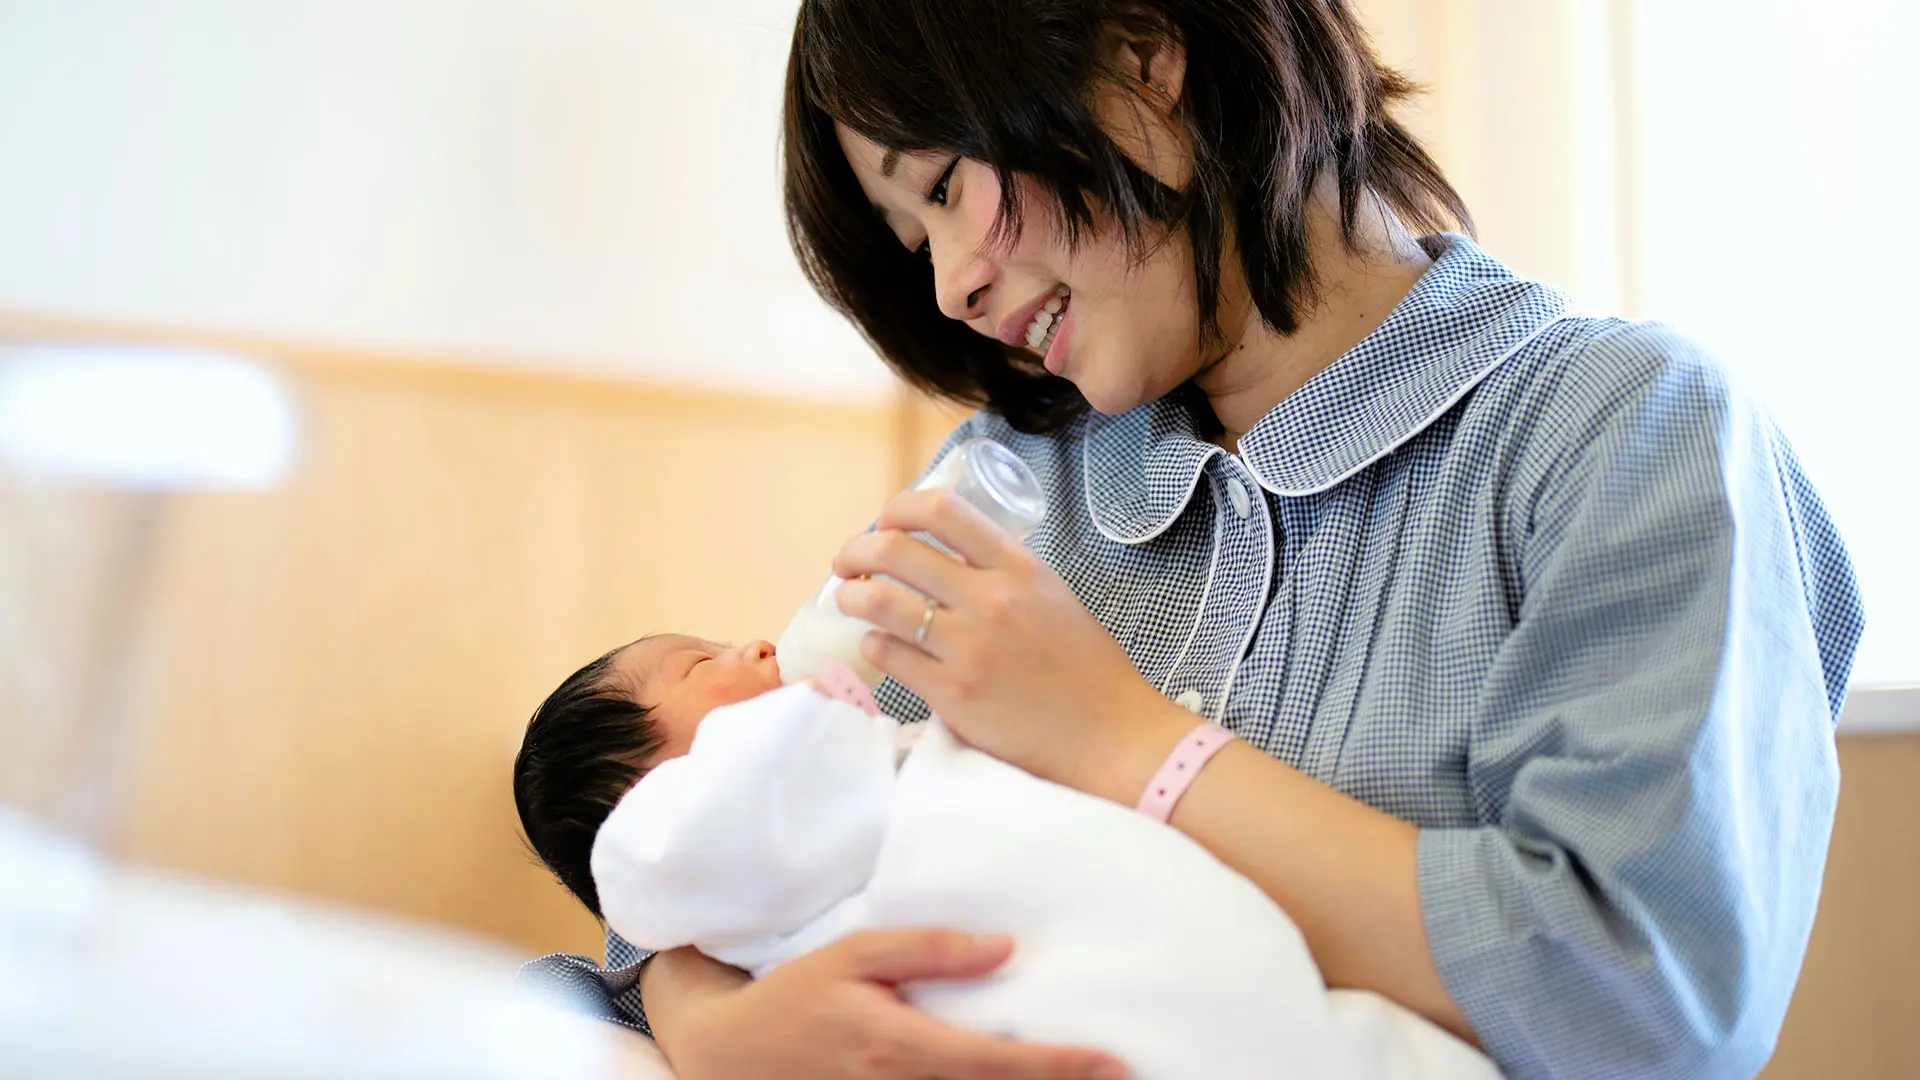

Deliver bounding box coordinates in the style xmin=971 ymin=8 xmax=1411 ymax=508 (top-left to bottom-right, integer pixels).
xmin=1067 ymin=701 xmax=1477 ymax=1043
xmin=834 ymin=523 xmax=1475 ymax=1040
xmin=639 ymin=948 xmax=747 ymax=1063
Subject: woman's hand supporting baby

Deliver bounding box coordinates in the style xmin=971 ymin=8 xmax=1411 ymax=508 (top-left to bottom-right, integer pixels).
xmin=832 ymin=489 xmax=1194 ymax=803
xmin=643 ymin=932 xmax=1125 ymax=1080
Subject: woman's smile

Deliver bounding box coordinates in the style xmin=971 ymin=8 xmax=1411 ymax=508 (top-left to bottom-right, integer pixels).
xmin=1019 ymin=286 xmax=1070 ymax=353
xmin=1041 ymin=292 xmax=1076 ymax=376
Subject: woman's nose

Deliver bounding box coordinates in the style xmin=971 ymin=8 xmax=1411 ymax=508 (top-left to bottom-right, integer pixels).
xmin=930 ymin=239 xmax=997 ymax=324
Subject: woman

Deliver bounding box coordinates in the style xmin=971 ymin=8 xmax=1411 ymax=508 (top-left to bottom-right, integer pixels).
xmin=527 ymin=2 xmax=1862 ymax=1077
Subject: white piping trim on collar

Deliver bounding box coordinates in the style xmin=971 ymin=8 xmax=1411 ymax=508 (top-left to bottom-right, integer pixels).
xmin=1083 ymin=438 xmax=1223 ymax=547
xmin=1156 ymin=478 xmax=1227 ymax=693
xmin=1248 ymin=313 xmax=1571 ymax=499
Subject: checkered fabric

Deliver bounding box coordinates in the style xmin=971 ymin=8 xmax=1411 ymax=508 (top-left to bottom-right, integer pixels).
xmin=521 ymin=235 xmax=1863 ymax=1078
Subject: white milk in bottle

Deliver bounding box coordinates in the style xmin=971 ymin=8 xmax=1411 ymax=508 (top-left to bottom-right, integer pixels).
xmin=776 ymin=438 xmax=1048 ymax=687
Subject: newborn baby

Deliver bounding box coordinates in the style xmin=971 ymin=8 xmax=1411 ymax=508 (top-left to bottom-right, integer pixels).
xmin=513 ymin=635 xmax=1497 ymax=1080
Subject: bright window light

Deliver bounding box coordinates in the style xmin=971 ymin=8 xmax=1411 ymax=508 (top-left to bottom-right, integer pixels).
xmin=1637 ymin=0 xmax=1918 ymax=686
xmin=0 ymin=344 xmax=300 ymax=490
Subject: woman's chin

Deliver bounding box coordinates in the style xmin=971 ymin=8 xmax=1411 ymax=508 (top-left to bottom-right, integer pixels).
xmin=1076 ymin=384 xmax=1142 ymax=416
xmin=1073 ymin=373 xmax=1161 ymax=418
xmin=1064 ymin=366 xmax=1132 ymax=414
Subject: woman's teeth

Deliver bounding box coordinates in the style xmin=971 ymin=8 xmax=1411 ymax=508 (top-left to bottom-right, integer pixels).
xmin=1024 ymin=286 xmax=1071 ymax=352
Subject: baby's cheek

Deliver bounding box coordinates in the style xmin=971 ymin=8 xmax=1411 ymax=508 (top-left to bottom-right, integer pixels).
xmin=709 ymin=677 xmax=774 ymax=711
xmin=652 ymin=713 xmax=700 ymax=761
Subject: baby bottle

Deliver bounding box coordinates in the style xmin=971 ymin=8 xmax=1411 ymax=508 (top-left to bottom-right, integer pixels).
xmin=776 ymin=438 xmax=1048 ymax=688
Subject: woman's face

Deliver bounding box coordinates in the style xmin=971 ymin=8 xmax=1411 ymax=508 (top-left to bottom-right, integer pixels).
xmin=838 ymin=126 xmax=1229 ymax=416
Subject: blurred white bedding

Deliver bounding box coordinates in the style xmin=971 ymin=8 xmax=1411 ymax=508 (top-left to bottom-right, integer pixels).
xmin=0 ymin=811 xmax=618 ymax=1079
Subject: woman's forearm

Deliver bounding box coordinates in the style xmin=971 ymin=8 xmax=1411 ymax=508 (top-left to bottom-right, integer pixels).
xmin=1177 ymin=742 xmax=1474 ymax=1042
xmin=638 ymin=947 xmax=750 ymax=1062
xmin=1069 ymin=694 xmax=1478 ymax=1045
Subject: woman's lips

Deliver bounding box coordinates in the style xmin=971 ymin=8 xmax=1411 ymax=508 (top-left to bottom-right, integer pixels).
xmin=1042 ymin=301 xmax=1075 ymax=376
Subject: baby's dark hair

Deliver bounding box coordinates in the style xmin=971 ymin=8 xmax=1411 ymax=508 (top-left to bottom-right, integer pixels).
xmin=513 ymin=644 xmax=662 ymax=919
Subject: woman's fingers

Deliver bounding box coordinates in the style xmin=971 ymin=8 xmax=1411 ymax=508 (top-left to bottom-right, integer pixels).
xmin=835 ymin=576 xmax=942 ymax=650
xmin=829 ymin=928 xmax=1014 ymax=985
xmin=820 ymin=930 xmax=1129 ymax=1080
xmin=861 ymin=626 xmax=941 ymax=692
xmin=678 ymin=927 xmax=1126 ymax=1080
xmin=834 ymin=528 xmax=969 ymax=606
xmin=901 ymin=1010 xmax=1128 ymax=1080
xmin=873 ymin=489 xmax=1026 ymax=570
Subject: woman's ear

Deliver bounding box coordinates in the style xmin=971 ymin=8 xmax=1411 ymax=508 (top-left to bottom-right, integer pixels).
xmin=1094 ymin=26 xmax=1192 ymax=188
xmin=1108 ymin=26 xmax=1187 ymax=116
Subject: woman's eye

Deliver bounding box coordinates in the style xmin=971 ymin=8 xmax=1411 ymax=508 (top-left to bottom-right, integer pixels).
xmin=926 ymin=157 xmax=959 ymax=208
xmin=916 ymin=238 xmax=932 ymax=261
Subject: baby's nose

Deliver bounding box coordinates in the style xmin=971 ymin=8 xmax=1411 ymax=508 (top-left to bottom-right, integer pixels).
xmin=743 ymin=639 xmax=777 ymax=661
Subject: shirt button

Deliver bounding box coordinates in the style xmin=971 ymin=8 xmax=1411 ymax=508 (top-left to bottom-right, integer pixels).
xmin=1225 ymin=477 xmax=1253 ymax=518
xmin=1175 ymin=689 xmax=1206 ymax=714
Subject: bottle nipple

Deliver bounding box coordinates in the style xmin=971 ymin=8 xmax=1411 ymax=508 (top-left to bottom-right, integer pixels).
xmin=778 ymin=438 xmax=1047 ymax=688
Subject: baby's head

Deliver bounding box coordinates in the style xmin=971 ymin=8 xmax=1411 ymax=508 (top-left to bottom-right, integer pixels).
xmin=513 ymin=635 xmax=782 ymax=917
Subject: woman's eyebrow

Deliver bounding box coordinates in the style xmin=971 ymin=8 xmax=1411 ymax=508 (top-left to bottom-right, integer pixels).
xmin=881 ymin=148 xmax=902 ymax=178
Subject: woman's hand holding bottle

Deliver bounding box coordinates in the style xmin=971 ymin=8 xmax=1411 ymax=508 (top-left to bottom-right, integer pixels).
xmin=832 ymin=489 xmax=1192 ymax=805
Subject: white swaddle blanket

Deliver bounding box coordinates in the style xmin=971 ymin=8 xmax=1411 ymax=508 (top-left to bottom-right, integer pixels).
xmin=592 ymin=684 xmax=1498 ymax=1080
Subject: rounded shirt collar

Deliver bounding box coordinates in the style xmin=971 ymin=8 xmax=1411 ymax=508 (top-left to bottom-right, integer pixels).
xmin=1083 ymin=234 xmax=1569 ymax=544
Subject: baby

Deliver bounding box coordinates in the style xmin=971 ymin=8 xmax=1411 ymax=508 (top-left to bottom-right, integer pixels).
xmin=514 ymin=635 xmax=1497 ymax=1080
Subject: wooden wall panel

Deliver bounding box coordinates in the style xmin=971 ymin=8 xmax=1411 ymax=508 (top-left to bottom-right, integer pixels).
xmin=0 ymin=318 xmax=905 ymax=958
xmin=900 ymin=393 xmax=975 ymax=486
xmin=131 ymin=364 xmax=901 ymax=956
xmin=1765 ymin=733 xmax=1920 ymax=1079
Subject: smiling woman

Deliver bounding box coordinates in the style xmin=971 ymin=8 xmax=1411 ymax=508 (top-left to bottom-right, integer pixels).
xmin=0 ymin=0 xmax=1898 ymax=1076
xmin=560 ymin=3 xmax=1870 ymax=1079
xmin=784 ymin=0 xmax=1468 ymax=434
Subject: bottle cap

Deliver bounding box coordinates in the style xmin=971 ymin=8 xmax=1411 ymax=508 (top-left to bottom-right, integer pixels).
xmin=948 ymin=438 xmax=1047 ymax=538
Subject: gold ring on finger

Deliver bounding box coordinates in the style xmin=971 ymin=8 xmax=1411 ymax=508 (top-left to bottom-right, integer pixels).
xmin=914 ymin=596 xmax=937 ymax=647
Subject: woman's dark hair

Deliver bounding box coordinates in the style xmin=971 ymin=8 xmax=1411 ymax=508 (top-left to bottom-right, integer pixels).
xmin=513 ymin=646 xmax=662 ymax=919
xmin=783 ymin=0 xmax=1470 ymax=434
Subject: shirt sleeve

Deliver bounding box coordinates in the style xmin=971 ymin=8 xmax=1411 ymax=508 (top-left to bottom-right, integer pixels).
xmin=1417 ymin=326 xmax=1864 ymax=1079
xmin=515 ymin=949 xmax=651 ymax=1036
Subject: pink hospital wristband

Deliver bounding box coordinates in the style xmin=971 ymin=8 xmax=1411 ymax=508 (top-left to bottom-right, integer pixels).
xmin=1135 ymin=722 xmax=1236 ymax=823
xmin=815 ymin=661 xmax=882 ymax=717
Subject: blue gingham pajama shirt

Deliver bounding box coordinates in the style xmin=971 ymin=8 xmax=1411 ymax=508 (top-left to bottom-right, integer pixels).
xmin=522 ymin=235 xmax=1863 ymax=1079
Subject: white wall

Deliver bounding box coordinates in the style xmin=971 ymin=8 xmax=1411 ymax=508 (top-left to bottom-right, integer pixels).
xmin=0 ymin=0 xmax=890 ymax=399
xmin=1356 ymin=0 xmax=1638 ymax=314
xmin=1634 ymin=0 xmax=1919 ymax=686
xmin=1361 ymin=0 xmax=1919 ymax=686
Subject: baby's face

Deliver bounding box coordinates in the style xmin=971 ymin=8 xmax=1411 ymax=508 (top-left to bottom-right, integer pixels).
xmin=610 ymin=634 xmax=784 ymax=761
